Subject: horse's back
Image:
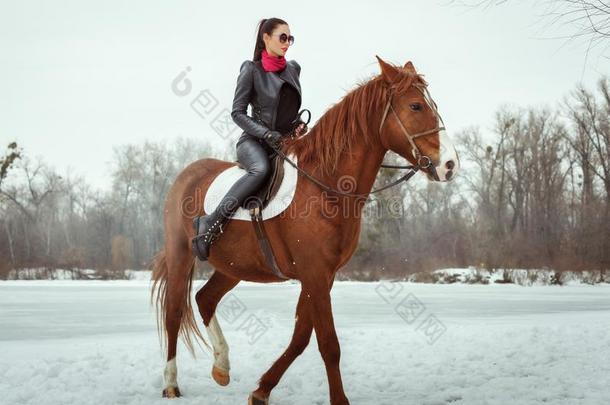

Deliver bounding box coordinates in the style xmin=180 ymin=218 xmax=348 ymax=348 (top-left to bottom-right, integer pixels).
xmin=165 ymin=157 xmax=238 ymax=226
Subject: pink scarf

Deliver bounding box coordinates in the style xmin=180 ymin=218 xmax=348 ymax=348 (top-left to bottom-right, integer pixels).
xmin=261 ymin=48 xmax=286 ymax=72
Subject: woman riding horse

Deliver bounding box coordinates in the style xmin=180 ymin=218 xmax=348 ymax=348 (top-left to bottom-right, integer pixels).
xmin=191 ymin=17 xmax=308 ymax=261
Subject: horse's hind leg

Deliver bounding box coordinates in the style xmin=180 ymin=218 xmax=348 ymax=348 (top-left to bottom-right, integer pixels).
xmin=249 ymin=289 xmax=313 ymax=404
xmin=195 ymin=271 xmax=240 ymax=386
xmin=156 ymin=242 xmax=197 ymax=398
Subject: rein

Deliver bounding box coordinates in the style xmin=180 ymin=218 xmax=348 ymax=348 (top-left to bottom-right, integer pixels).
xmin=271 ymin=146 xmax=423 ymax=198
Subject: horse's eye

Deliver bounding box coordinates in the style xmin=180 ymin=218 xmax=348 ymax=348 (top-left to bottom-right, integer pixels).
xmin=409 ymin=103 xmax=422 ymax=111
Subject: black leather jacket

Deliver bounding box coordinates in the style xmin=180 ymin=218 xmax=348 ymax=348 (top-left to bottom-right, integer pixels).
xmin=231 ymin=59 xmax=302 ymax=147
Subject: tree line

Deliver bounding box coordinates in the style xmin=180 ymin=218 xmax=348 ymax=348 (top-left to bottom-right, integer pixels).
xmin=1 ymin=76 xmax=608 ymax=279
xmin=0 ymin=137 xmax=229 ymax=278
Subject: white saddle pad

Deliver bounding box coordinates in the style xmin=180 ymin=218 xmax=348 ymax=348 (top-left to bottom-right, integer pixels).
xmin=204 ymin=153 xmax=298 ymax=221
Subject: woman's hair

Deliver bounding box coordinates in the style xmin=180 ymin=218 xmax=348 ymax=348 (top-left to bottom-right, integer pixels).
xmin=253 ymin=18 xmax=288 ymax=62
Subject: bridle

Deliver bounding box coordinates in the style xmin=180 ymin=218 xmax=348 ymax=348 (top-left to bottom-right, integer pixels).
xmin=378 ymin=82 xmax=446 ymax=181
xmin=270 ymin=80 xmax=446 ymax=198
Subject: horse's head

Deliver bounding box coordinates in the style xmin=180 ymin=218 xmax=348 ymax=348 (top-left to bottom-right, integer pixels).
xmin=375 ymin=56 xmax=459 ymax=182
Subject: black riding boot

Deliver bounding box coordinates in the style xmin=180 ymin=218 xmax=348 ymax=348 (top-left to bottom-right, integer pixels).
xmin=191 ymin=194 xmax=240 ymax=261
xmin=191 ymin=137 xmax=272 ymax=261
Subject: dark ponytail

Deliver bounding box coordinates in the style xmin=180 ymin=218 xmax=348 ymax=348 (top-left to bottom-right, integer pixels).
xmin=252 ymin=17 xmax=288 ymax=62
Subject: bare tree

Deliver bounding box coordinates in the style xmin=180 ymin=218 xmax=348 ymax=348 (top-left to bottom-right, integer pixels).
xmin=0 ymin=142 xmax=21 ymax=274
xmin=0 ymin=142 xmax=21 ymax=189
xmin=447 ymin=1 xmax=610 ymax=54
xmin=564 ymin=76 xmax=610 ymax=268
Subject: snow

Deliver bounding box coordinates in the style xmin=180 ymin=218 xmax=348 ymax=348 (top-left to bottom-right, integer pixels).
xmin=8 ymin=267 xmax=609 ymax=286
xmin=0 ymin=280 xmax=609 ymax=404
xmin=124 ymin=270 xmax=154 ymax=281
xmin=5 ymin=268 xmax=152 ymax=281
xmin=412 ymin=267 xmax=609 ymax=286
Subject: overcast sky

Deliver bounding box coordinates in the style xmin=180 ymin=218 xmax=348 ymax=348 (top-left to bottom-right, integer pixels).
xmin=2 ymin=0 xmax=609 ymax=190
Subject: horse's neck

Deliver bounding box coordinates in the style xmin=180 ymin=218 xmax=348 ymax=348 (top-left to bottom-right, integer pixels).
xmin=320 ymin=137 xmax=387 ymax=201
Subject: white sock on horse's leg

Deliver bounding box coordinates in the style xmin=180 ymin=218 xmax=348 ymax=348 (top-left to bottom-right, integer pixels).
xmin=164 ymin=357 xmax=178 ymax=388
xmin=206 ymin=314 xmax=230 ymax=372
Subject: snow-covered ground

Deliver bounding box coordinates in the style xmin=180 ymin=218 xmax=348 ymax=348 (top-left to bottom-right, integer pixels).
xmin=8 ymin=267 xmax=609 ymax=286
xmin=424 ymin=267 xmax=609 ymax=286
xmin=0 ymin=280 xmax=609 ymax=405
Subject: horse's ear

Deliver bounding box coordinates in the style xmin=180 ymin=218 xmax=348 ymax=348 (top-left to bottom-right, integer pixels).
xmin=375 ymin=55 xmax=400 ymax=85
xmin=403 ymin=61 xmax=416 ymax=73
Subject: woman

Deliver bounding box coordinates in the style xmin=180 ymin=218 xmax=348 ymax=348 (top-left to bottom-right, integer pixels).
xmin=191 ymin=17 xmax=308 ymax=261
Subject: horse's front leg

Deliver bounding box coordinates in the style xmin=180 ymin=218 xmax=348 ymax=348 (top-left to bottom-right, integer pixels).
xmin=249 ymin=289 xmax=314 ymax=403
xmin=302 ymin=277 xmax=350 ymax=405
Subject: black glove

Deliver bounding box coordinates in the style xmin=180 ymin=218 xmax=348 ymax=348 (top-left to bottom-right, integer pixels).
xmin=264 ymin=130 xmax=283 ymax=149
xmin=290 ymin=119 xmax=308 ymax=137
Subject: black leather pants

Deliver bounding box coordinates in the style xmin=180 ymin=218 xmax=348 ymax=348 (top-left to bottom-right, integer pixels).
xmin=212 ymin=136 xmax=272 ymax=219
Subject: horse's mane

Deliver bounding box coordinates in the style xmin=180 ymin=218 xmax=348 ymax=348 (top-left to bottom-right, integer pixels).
xmin=284 ymin=62 xmax=428 ymax=177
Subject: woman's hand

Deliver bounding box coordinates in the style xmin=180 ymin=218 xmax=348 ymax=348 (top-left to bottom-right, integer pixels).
xmin=264 ymin=130 xmax=283 ymax=149
xmin=294 ymin=122 xmax=308 ymax=137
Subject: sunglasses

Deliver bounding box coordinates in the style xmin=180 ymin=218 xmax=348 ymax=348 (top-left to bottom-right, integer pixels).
xmin=272 ymin=33 xmax=295 ymax=45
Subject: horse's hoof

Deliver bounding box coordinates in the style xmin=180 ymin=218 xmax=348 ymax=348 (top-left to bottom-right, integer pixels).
xmin=248 ymin=393 xmax=269 ymax=405
xmin=212 ymin=365 xmax=230 ymax=386
xmin=162 ymin=386 xmax=181 ymax=398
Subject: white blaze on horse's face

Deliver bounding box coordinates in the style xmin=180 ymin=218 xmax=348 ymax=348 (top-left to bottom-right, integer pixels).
xmin=435 ymin=129 xmax=459 ymax=182
xmin=418 ymin=86 xmax=459 ymax=182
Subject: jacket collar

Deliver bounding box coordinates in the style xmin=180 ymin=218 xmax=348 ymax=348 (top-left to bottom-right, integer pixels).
xmin=254 ymin=60 xmax=301 ymax=98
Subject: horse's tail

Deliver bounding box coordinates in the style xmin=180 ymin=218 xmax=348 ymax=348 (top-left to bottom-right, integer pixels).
xmin=150 ymin=249 xmax=210 ymax=357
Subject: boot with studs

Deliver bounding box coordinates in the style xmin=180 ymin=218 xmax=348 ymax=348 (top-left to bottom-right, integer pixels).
xmin=191 ymin=209 xmax=231 ymax=261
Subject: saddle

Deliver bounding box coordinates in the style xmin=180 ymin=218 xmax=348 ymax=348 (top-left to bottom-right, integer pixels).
xmin=234 ymin=151 xmax=289 ymax=280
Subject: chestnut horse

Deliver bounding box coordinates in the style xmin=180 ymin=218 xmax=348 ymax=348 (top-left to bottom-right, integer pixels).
xmin=151 ymin=55 xmax=459 ymax=405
